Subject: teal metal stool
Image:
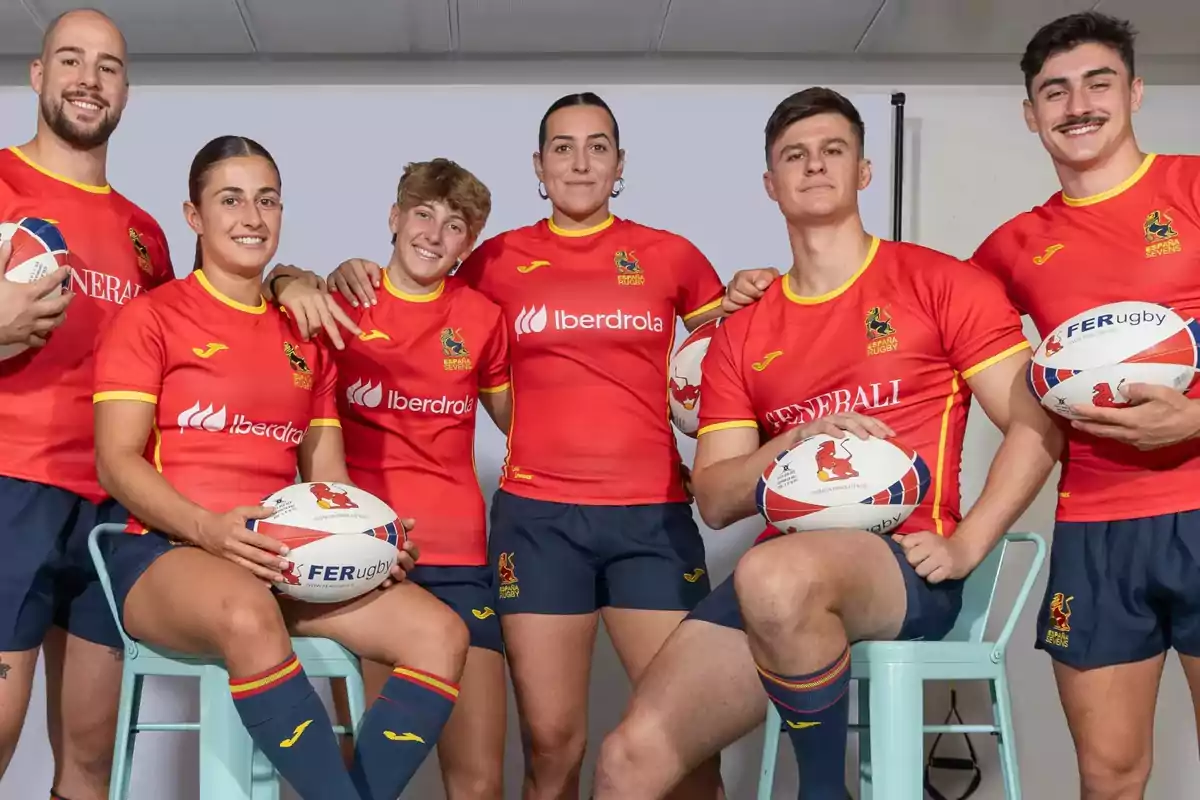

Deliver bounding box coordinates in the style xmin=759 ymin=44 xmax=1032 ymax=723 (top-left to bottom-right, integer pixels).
xmin=88 ymin=523 xmax=367 ymax=800
xmin=755 ymin=531 xmax=1047 ymax=800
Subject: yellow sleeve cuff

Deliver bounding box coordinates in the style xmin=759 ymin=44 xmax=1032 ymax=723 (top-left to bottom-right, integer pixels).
xmin=93 ymin=391 xmax=158 ymax=404
xmin=697 ymin=419 xmax=759 ymax=437
xmin=960 ymin=341 xmax=1031 ymax=380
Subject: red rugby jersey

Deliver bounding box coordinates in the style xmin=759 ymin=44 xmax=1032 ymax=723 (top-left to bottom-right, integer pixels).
xmin=455 ymin=215 xmax=725 ymax=505
xmin=973 ymin=154 xmax=1200 ymax=522
xmin=0 ymin=147 xmax=172 ymax=501
xmin=93 ymin=271 xmax=339 ymax=532
xmin=332 ymin=272 xmax=509 ymax=566
xmin=699 ymin=238 xmax=1030 ymax=538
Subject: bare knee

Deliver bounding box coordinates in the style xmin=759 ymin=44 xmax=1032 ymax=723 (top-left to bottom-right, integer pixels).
xmin=734 ymin=544 xmax=832 ymax=634
xmin=60 ymin=712 xmax=118 ymax=787
xmin=595 ymin=715 xmax=682 ymax=795
xmin=1078 ymin=746 xmax=1151 ymax=798
xmin=524 ymin=716 xmax=587 ymax=778
xmin=216 ymin=592 xmax=288 ymax=661
xmin=443 ymin=764 xmax=503 ymax=800
xmin=383 ymin=593 xmax=469 ymax=680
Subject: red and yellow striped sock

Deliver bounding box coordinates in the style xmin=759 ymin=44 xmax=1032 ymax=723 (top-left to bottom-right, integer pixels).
xmin=756 ymin=646 xmax=852 ymax=799
xmin=350 ymin=665 xmax=460 ymax=800
xmin=229 ymin=653 xmax=360 ymax=799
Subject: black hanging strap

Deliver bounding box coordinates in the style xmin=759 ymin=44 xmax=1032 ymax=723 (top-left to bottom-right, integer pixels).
xmin=923 ymin=689 xmax=982 ymax=800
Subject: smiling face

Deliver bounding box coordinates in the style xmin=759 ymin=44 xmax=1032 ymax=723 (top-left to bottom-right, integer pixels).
xmin=31 ymin=10 xmax=128 ymax=150
xmin=534 ymin=104 xmax=624 ymax=220
xmin=389 ymin=200 xmax=475 ymax=285
xmin=1023 ymin=41 xmax=1142 ymax=172
xmin=185 ymin=155 xmax=282 ymax=277
xmin=763 ymin=112 xmax=871 ymax=224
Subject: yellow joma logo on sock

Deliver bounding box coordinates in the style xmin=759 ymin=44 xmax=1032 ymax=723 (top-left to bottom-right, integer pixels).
xmin=279 ymin=719 xmax=313 ymax=748
xmin=384 ymin=731 xmax=426 ymax=743
xmin=786 ymin=720 xmax=821 ymax=730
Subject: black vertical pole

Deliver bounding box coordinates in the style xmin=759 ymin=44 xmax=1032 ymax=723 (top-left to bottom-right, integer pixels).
xmin=891 ymin=91 xmax=906 ymax=242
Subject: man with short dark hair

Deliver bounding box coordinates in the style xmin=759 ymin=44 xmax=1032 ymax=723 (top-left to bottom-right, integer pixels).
xmin=0 ymin=10 xmax=174 ymax=800
xmin=591 ymin=87 xmax=1060 ymax=800
xmin=974 ymin=12 xmax=1200 ymax=799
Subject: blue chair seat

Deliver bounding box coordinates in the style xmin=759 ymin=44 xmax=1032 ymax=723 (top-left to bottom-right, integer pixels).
xmin=756 ymin=531 xmax=1047 ymax=800
xmin=88 ymin=523 xmax=366 ymax=800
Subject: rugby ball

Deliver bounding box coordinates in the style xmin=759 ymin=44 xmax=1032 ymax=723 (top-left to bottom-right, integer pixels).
xmin=247 ymin=481 xmax=404 ymax=603
xmin=0 ymin=217 xmax=70 ymax=361
xmin=668 ymin=319 xmax=720 ymax=437
xmin=757 ymin=433 xmax=930 ymax=535
xmin=1028 ymin=301 xmax=1200 ymax=419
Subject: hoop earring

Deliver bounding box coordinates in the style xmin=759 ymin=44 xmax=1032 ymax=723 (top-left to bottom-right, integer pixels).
xmin=538 ymin=181 xmax=549 ymax=200
xmin=611 ymin=177 xmax=626 ymax=198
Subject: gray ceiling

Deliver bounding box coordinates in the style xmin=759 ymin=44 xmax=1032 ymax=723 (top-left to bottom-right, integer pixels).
xmin=4 ymin=0 xmax=1198 ymax=58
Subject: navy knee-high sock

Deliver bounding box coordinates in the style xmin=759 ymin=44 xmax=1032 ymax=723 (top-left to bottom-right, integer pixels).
xmin=757 ymin=646 xmax=852 ymax=800
xmin=350 ymin=665 xmax=459 ymax=800
xmin=230 ymin=653 xmax=361 ymax=800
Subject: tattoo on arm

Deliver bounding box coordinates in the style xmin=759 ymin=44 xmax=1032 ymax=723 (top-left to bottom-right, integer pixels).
xmin=0 ymin=658 xmax=10 ymax=679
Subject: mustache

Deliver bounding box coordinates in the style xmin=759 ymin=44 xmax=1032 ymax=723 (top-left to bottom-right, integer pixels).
xmin=62 ymin=92 xmax=108 ymax=109
xmin=1054 ymin=114 xmax=1107 ymax=132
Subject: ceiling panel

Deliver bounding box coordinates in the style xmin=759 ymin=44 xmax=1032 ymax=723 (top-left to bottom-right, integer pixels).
xmin=858 ymin=0 xmax=1097 ymax=54
xmin=32 ymin=0 xmax=254 ymax=55
xmin=1094 ymin=0 xmax=1200 ymax=56
xmin=0 ymin=5 xmax=44 ymax=55
xmin=245 ymin=0 xmax=450 ymax=54
xmin=457 ymin=0 xmax=664 ymax=53
xmin=660 ymin=0 xmax=883 ymax=54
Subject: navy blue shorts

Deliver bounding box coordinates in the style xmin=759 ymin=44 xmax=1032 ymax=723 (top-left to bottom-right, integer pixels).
xmin=1036 ymin=511 xmax=1200 ymax=668
xmin=687 ymin=535 xmax=964 ymax=642
xmin=409 ymin=565 xmax=503 ymax=654
xmin=0 ymin=476 xmax=127 ymax=650
xmin=488 ymin=489 xmax=711 ymax=615
xmin=102 ymin=530 xmax=179 ymax=631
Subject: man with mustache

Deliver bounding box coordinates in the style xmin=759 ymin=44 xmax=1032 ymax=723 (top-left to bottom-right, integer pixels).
xmin=0 ymin=10 xmax=173 ymax=800
xmin=971 ymin=12 xmax=1200 ymax=799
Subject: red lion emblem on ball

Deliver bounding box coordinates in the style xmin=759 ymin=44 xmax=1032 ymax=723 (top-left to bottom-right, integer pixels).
xmin=278 ymin=562 xmax=302 ymax=586
xmin=815 ymin=440 xmax=859 ymax=482
xmin=310 ymin=483 xmax=358 ymax=510
xmin=669 ymin=372 xmax=701 ymax=411
xmin=1091 ymin=380 xmax=1130 ymax=408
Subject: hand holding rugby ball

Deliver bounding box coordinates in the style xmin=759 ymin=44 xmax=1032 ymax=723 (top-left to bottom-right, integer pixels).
xmin=1027 ymin=301 xmax=1200 ymax=419
xmin=0 ymin=217 xmax=71 ymax=361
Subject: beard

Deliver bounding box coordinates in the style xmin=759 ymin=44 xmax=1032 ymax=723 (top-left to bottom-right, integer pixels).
xmin=40 ymin=93 xmax=120 ymax=149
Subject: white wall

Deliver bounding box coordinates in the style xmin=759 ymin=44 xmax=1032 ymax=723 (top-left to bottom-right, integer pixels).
xmin=2 ymin=61 xmax=1199 ymax=800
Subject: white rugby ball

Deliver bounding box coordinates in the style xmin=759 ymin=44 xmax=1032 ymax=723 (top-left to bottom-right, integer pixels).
xmin=668 ymin=318 xmax=720 ymax=437
xmin=1028 ymin=301 xmax=1200 ymax=419
xmin=757 ymin=433 xmax=930 ymax=535
xmin=247 ymin=481 xmax=403 ymax=603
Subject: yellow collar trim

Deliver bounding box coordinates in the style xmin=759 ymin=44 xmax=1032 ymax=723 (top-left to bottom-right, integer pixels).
xmin=195 ymin=269 xmax=267 ymax=315
xmin=9 ymin=146 xmax=111 ymax=194
xmin=547 ymin=214 xmax=615 ymax=238
xmin=783 ymin=236 xmax=880 ymax=306
xmin=384 ymin=270 xmax=444 ymax=302
xmin=1062 ymin=153 xmax=1156 ymax=207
